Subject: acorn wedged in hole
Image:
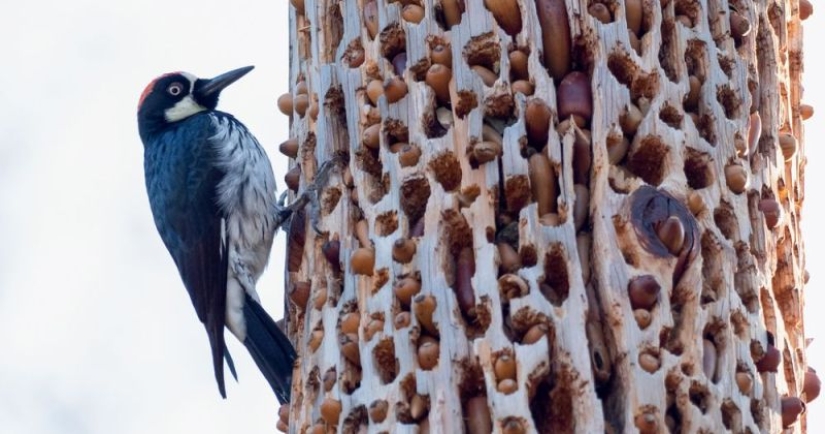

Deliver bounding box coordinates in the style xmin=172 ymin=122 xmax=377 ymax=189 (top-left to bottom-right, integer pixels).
xmin=655 ymin=215 xmax=685 ymax=255
xmin=755 ymin=343 xmax=781 ymax=372
xmin=758 ymin=198 xmax=782 ymax=229
xmin=557 ymin=71 xmax=593 ymax=127
xmin=426 ymin=64 xmax=452 ymax=105
xmin=525 ymin=98 xmax=552 ymax=148
xmin=782 ymin=397 xmax=805 ymax=428
xmin=392 ymin=237 xmax=416 ymax=263
xmin=804 ymin=368 xmax=821 ymax=402
xmin=628 ymin=275 xmax=660 ymax=310
xmin=394 ymin=276 xmax=422 ymax=306
xmin=418 ymin=337 xmax=439 ymax=370
xmin=351 ymin=247 xmax=375 ymax=275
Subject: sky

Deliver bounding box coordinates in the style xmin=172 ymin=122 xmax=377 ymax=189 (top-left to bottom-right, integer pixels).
xmin=1 ymin=1 xmax=824 ymax=433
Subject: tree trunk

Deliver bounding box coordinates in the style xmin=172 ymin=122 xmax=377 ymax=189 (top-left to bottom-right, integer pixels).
xmin=279 ymin=0 xmax=816 ymax=432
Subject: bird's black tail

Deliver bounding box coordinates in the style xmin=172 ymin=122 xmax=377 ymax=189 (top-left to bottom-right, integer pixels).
xmin=242 ymin=293 xmax=297 ymax=404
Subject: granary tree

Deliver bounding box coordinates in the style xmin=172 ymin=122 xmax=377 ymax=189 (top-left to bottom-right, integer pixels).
xmin=274 ymin=0 xmax=818 ymax=432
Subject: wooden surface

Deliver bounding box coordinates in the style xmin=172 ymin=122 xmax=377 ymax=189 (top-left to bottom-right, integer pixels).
xmin=282 ymin=0 xmax=811 ymax=432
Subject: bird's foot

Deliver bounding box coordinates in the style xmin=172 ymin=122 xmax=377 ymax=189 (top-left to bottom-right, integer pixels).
xmin=273 ymin=155 xmax=344 ymax=233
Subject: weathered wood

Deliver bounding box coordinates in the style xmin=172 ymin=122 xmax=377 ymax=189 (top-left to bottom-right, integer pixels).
xmin=280 ymin=0 xmax=813 ymax=432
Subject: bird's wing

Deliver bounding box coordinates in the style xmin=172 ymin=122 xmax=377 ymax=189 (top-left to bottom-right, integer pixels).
xmin=145 ymin=117 xmax=232 ymax=397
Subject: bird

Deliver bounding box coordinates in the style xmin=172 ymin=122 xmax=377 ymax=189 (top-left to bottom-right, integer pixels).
xmin=137 ymin=65 xmax=296 ymax=403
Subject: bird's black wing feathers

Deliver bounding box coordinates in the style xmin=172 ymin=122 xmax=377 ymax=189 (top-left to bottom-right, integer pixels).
xmin=145 ymin=114 xmax=233 ymax=397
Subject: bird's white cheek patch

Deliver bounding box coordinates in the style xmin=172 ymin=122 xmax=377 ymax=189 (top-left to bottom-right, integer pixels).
xmin=164 ymin=95 xmax=206 ymax=122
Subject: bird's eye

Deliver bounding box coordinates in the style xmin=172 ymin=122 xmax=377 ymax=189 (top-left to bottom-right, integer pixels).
xmin=167 ymin=83 xmax=184 ymax=96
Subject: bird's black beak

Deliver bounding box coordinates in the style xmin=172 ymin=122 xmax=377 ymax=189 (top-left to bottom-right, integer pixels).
xmin=194 ymin=66 xmax=254 ymax=101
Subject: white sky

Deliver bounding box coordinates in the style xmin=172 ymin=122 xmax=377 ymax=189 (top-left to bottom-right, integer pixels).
xmin=1 ymin=0 xmax=824 ymax=432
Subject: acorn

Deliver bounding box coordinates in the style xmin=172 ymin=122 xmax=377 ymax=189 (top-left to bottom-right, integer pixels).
xmin=625 ymin=0 xmax=642 ymax=35
xmin=398 ymin=144 xmax=422 ymax=167
xmin=628 ymin=275 xmax=660 ymax=310
xmin=655 ymin=216 xmax=685 ymax=255
xmin=471 ymin=65 xmax=498 ymax=87
xmin=289 ymin=281 xmax=311 ymax=309
xmin=588 ymin=3 xmax=611 ymax=23
xmin=511 ymin=79 xmax=534 ymax=95
xmin=528 ymin=152 xmax=557 ymax=215
xmin=369 ymin=399 xmax=389 ymax=423
xmin=413 ymin=294 xmax=438 ymax=336
xmin=392 ymin=238 xmax=417 ymax=263
xmin=724 ymin=164 xmax=748 ymax=194
xmin=497 ymin=378 xmax=518 ymax=394
xmin=779 ymin=132 xmax=797 ymax=161
xmin=402 ymin=4 xmax=425 ymax=23
xmin=351 ymin=247 xmax=375 ymax=275
xmin=340 ymin=332 xmax=361 ymax=366
xmin=465 ymin=396 xmax=493 ymax=434
xmin=472 ymin=141 xmax=503 ymax=164
xmin=781 ymin=397 xmax=805 ymax=428
xmin=800 ymin=104 xmax=814 ymax=120
xmin=394 ymin=276 xmax=422 ymax=306
xmin=522 ymin=323 xmax=549 ymax=344
xmin=366 ymin=79 xmax=384 ymax=105
xmin=736 ymin=371 xmax=753 ymax=395
xmin=418 ymin=338 xmax=439 ymax=370
xmin=364 ymin=0 xmax=379 ymax=38
xmin=321 ymin=398 xmax=342 ymax=425
xmin=494 ymin=353 xmax=517 ymax=380
xmin=279 ymin=138 xmax=299 ymax=159
xmin=634 ymin=309 xmax=652 ymax=328
xmin=799 ymin=0 xmax=813 ymax=21
xmin=557 ymin=71 xmax=593 ymax=127
xmin=384 ymin=76 xmax=408 ymax=103
xmin=277 ymin=93 xmax=294 ymax=115
xmin=293 ymin=94 xmax=309 ymax=117
xmin=340 ymin=311 xmax=360 ymax=334
xmin=509 ymin=49 xmax=529 ymax=80
xmin=536 ymin=0 xmax=571 ymax=81
xmin=425 ymin=64 xmax=452 ymax=104
xmin=804 ymin=368 xmax=821 ymax=402
xmin=525 ymin=98 xmax=552 ymax=147
xmin=639 ymin=352 xmax=660 ymax=373
xmin=431 ymin=43 xmax=453 ymax=67
xmin=758 ymin=198 xmax=782 ymax=229
xmin=755 ymin=343 xmax=781 ymax=372
xmin=394 ymin=311 xmax=411 ymax=329
xmin=484 ymin=0 xmax=522 ymax=35
xmin=362 ymin=123 xmax=381 ymax=149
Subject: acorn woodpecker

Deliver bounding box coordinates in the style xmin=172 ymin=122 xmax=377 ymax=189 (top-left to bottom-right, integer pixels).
xmin=137 ymin=66 xmax=296 ymax=403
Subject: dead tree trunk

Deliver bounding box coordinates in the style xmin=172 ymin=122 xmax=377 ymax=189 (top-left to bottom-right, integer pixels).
xmin=277 ymin=0 xmax=817 ymax=432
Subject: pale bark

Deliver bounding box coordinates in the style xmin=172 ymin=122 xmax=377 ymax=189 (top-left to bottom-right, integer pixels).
xmin=280 ymin=0 xmax=812 ymax=432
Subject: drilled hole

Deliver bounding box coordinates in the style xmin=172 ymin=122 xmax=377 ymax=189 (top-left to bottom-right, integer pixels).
xmin=716 ymin=84 xmax=741 ymax=119
xmin=379 ymin=23 xmax=406 ymax=61
xmin=607 ymin=50 xmax=638 ymax=88
xmin=684 ymin=148 xmax=714 ymax=189
xmin=400 ymin=175 xmax=431 ymax=223
xmin=701 ymin=232 xmax=724 ymax=305
xmin=373 ymin=338 xmax=399 ymax=384
xmin=540 ymin=244 xmax=571 ymax=307
xmin=658 ymin=18 xmax=680 ymax=83
xmin=626 ymin=135 xmax=669 ymax=185
xmin=375 ymin=211 xmax=399 ymax=236
xmin=713 ymin=201 xmax=739 ymax=241
xmin=429 ymin=151 xmax=462 ymax=191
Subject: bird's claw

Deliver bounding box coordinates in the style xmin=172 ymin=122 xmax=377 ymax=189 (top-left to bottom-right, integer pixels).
xmin=274 ymin=156 xmax=344 ymax=234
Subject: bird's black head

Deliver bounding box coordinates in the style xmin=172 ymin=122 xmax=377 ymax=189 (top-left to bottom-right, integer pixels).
xmin=137 ymin=66 xmax=254 ymax=141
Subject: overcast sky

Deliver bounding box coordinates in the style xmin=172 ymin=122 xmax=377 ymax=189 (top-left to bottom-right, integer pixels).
xmin=1 ymin=1 xmax=825 ymax=432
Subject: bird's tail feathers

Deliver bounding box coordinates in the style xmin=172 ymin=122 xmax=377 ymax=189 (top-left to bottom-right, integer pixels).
xmin=242 ymin=293 xmax=297 ymax=404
